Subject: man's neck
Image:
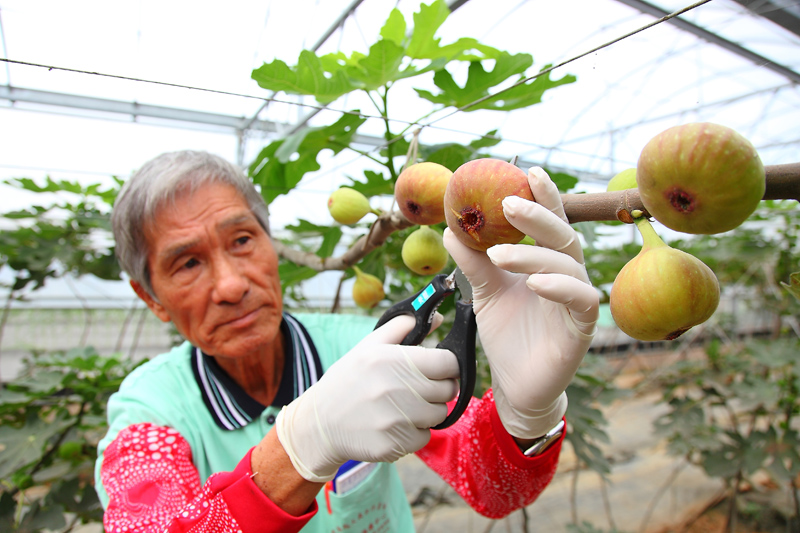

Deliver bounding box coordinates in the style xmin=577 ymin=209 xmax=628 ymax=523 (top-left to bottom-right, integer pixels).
xmin=212 ymin=332 xmax=286 ymax=406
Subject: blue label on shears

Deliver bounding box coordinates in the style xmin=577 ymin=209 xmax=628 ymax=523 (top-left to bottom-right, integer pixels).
xmin=412 ymin=283 xmax=436 ymax=311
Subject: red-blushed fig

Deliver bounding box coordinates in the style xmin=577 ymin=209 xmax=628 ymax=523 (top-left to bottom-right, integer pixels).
xmin=395 ymin=162 xmax=453 ymax=225
xmin=444 ymin=158 xmax=533 ymax=252
xmin=351 ymin=266 xmax=385 ymax=309
xmin=610 ymin=217 xmax=720 ymax=341
xmin=401 ymin=226 xmax=449 ymax=275
xmin=328 ymin=187 xmax=379 ymax=225
xmin=637 ymin=122 xmax=765 ymax=235
xmin=606 ymin=168 xmax=637 ymax=192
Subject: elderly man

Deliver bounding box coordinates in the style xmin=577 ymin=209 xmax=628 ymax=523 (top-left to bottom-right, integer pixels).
xmin=94 ymin=150 xmax=598 ymax=532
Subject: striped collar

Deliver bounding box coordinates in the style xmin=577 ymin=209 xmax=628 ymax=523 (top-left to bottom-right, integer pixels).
xmin=190 ymin=312 xmax=324 ymax=431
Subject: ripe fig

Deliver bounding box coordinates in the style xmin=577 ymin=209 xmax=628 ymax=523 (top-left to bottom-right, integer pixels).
xmin=402 ymin=226 xmax=449 ymax=275
xmin=328 ymin=187 xmax=379 ymax=225
xmin=395 ymin=162 xmax=453 ymax=225
xmin=637 ymin=122 xmax=765 ymax=234
xmin=610 ymin=217 xmax=720 ymax=341
xmin=352 ymin=266 xmax=385 ymax=309
xmin=444 ymin=158 xmax=533 ymax=252
xmin=606 ymin=168 xmax=637 ymax=192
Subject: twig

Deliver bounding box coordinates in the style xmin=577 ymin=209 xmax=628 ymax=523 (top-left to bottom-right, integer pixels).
xmin=638 ymin=459 xmax=688 ymax=532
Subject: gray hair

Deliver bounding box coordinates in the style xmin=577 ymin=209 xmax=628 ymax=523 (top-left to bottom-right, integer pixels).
xmin=112 ymin=150 xmax=270 ymax=297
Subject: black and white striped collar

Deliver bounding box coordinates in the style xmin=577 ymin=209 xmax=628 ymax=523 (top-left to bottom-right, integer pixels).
xmin=190 ymin=312 xmax=324 ymax=431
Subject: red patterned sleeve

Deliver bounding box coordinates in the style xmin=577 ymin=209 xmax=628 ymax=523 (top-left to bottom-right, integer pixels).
xmin=416 ymin=389 xmax=563 ymax=519
xmin=100 ymin=423 xmax=316 ymax=533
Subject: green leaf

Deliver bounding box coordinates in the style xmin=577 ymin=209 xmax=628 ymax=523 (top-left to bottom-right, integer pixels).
xmin=0 ymin=411 xmax=70 ymax=479
xmin=544 ymin=168 xmax=579 ymax=193
xmin=348 ymin=170 xmax=394 ymax=197
xmin=278 ymin=262 xmax=318 ymax=292
xmin=346 ymin=40 xmax=406 ymax=90
xmin=380 ymin=8 xmax=406 ymax=45
xmin=468 ymin=130 xmax=501 ymax=150
xmin=317 ymin=227 xmax=343 ymax=259
xmin=424 ymin=144 xmax=473 ymax=172
xmin=405 ymin=0 xmax=450 ymax=59
xmin=781 ymin=271 xmax=800 ymax=300
xmin=416 ymin=58 xmax=576 ymax=112
xmin=249 ymin=112 xmax=367 ymax=203
xmin=251 ymin=50 xmax=357 ymax=104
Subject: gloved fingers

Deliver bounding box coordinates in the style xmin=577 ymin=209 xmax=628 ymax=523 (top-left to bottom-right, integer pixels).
xmin=443 ymin=228 xmax=510 ymax=297
xmin=408 ymin=403 xmax=451 ymax=430
xmin=365 ymin=314 xmax=418 ymax=345
xmin=502 ymin=195 xmax=585 ymax=265
xmin=401 ymin=346 xmax=459 ymax=404
xmin=526 ymin=273 xmax=600 ymax=334
xmin=404 ymin=345 xmax=460 ymax=380
xmin=528 ymin=166 xmax=568 ymax=224
xmin=487 ymin=243 xmax=591 ymax=284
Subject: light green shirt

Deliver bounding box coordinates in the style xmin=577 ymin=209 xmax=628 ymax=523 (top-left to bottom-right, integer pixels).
xmin=95 ymin=313 xmax=415 ymax=532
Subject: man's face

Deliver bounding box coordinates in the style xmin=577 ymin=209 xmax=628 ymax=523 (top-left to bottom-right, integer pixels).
xmin=134 ymin=182 xmax=283 ymax=358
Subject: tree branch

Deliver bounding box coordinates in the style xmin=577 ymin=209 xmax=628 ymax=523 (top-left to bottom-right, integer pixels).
xmin=275 ymin=163 xmax=799 ymax=269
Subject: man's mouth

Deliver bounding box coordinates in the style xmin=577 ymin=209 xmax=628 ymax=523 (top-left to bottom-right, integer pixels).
xmin=222 ymin=307 xmax=263 ymax=329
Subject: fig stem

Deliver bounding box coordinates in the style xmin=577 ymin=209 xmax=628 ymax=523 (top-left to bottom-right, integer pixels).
xmin=634 ymin=217 xmax=667 ymax=249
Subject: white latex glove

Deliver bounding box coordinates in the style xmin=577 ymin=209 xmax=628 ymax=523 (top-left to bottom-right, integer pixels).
xmin=276 ymin=315 xmax=458 ymax=483
xmin=443 ymin=166 xmax=599 ymax=440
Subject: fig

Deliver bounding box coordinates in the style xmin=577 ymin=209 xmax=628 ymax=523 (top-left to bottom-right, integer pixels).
xmin=606 ymin=168 xmax=637 ymax=192
xmin=328 ymin=187 xmax=379 ymax=225
xmin=395 ymin=162 xmax=453 ymax=225
xmin=444 ymin=158 xmax=534 ymax=252
xmin=610 ymin=217 xmax=720 ymax=341
xmin=637 ymin=122 xmax=765 ymax=234
xmin=352 ymin=266 xmax=385 ymax=309
xmin=401 ymin=226 xmax=449 ymax=275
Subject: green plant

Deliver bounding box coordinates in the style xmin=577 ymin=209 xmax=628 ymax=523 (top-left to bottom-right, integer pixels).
xmin=653 ymin=337 xmax=800 ymax=529
xmin=246 ymin=0 xmax=577 ymax=300
xmin=0 ymin=347 xmax=144 ymax=532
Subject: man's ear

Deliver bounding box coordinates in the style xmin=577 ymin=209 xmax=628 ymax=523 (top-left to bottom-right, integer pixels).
xmin=130 ymin=280 xmax=171 ymax=323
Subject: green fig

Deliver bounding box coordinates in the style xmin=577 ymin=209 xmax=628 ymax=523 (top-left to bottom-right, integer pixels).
xmin=402 ymin=226 xmax=449 ymax=275
xmin=610 ymin=217 xmax=720 ymax=341
xmin=637 ymin=122 xmax=765 ymax=234
xmin=606 ymin=168 xmax=637 ymax=192
xmin=352 ymin=266 xmax=385 ymax=309
xmin=328 ymin=187 xmax=379 ymax=225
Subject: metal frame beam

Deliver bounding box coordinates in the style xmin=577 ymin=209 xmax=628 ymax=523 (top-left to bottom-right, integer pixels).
xmin=728 ymin=0 xmax=800 ymax=39
xmin=612 ymin=0 xmax=800 ymax=84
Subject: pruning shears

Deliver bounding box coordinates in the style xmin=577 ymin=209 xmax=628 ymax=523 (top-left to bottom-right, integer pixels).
xmin=374 ymin=267 xmax=477 ymax=430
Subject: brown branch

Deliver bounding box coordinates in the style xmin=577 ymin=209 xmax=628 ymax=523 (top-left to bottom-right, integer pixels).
xmin=276 ymin=162 xmax=799 ymax=269
xmin=273 ymin=209 xmax=415 ymax=271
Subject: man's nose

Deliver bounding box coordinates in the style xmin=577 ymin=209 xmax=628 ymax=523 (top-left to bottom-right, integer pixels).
xmin=211 ymin=255 xmax=248 ymax=304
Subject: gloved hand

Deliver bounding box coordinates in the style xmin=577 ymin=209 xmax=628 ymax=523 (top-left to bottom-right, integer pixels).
xmin=276 ymin=315 xmax=458 ymax=483
xmin=443 ymin=166 xmax=599 ymax=440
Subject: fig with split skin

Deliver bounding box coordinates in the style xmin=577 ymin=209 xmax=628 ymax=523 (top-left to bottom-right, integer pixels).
xmin=351 ymin=266 xmax=385 ymax=309
xmin=395 ymin=162 xmax=453 ymax=225
xmin=401 ymin=226 xmax=449 ymax=276
xmin=328 ymin=187 xmax=380 ymax=225
xmin=444 ymin=158 xmax=534 ymax=252
xmin=636 ymin=122 xmax=765 ymax=235
xmin=610 ymin=217 xmax=720 ymax=342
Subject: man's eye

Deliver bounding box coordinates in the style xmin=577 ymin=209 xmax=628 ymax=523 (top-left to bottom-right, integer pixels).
xmin=183 ymin=258 xmax=199 ymax=270
xmin=235 ymin=236 xmax=251 ymax=246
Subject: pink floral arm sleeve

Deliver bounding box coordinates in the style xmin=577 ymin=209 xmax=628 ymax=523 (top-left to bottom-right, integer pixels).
xmin=416 ymin=389 xmax=563 ymax=519
xmin=100 ymin=423 xmax=316 ymax=533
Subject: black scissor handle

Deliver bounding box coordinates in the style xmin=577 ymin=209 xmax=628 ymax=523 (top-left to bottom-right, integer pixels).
xmin=432 ymin=300 xmax=477 ymax=430
xmin=373 ymin=274 xmax=454 ymax=345
xmin=373 ymin=274 xmax=478 ymax=430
